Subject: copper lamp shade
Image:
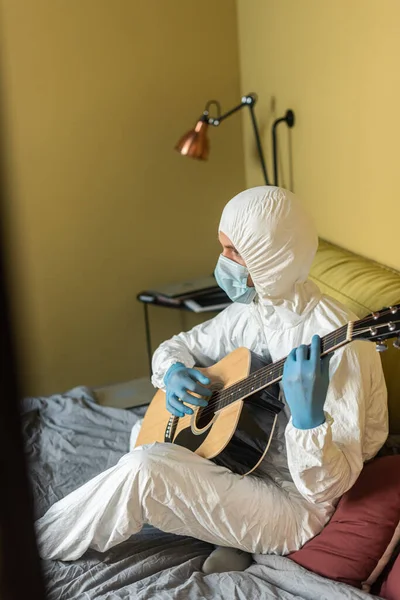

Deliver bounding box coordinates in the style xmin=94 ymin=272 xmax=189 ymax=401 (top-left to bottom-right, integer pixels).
xmin=175 ymin=115 xmax=209 ymax=160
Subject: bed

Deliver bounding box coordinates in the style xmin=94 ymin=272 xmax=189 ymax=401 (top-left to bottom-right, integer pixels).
xmin=25 ymin=386 xmax=379 ymax=600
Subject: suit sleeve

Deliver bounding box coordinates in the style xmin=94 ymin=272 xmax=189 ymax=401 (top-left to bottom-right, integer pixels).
xmin=284 ymin=341 xmax=388 ymax=504
xmin=151 ymin=303 xmax=247 ymax=390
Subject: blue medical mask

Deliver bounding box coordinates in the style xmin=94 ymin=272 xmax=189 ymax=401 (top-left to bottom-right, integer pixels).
xmin=214 ymin=254 xmax=256 ymax=304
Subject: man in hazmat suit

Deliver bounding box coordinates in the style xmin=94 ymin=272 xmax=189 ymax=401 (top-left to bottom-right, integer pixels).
xmin=35 ymin=187 xmax=388 ymax=570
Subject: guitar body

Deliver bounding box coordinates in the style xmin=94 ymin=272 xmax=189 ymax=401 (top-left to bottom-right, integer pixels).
xmin=135 ymin=303 xmax=400 ymax=475
xmin=135 ymin=348 xmax=282 ymax=476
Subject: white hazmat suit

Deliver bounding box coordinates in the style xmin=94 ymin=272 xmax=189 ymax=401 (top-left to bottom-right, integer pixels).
xmin=35 ymin=187 xmax=388 ymax=561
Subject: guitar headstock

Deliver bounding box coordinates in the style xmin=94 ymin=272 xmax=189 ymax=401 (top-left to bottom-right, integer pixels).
xmin=352 ymin=304 xmax=400 ymax=351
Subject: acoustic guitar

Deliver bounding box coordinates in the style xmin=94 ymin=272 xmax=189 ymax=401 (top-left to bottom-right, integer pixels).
xmin=136 ymin=304 xmax=400 ymax=476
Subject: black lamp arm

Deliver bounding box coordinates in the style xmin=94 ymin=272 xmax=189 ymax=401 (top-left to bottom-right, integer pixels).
xmin=201 ymin=95 xmax=295 ymax=188
xmin=207 ymin=99 xmax=247 ymax=125
xmin=248 ymin=102 xmax=270 ymax=187
xmin=204 ymin=94 xmax=270 ymax=186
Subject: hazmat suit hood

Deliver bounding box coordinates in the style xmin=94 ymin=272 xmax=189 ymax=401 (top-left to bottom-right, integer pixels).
xmin=219 ymin=186 xmax=321 ymax=322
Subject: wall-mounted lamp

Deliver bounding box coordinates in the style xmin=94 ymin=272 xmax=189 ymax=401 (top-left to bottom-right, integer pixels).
xmin=175 ymin=93 xmax=295 ymax=186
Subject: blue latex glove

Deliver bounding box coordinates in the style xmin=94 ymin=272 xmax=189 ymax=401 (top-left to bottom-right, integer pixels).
xmin=164 ymin=362 xmax=212 ymax=417
xmin=282 ymin=335 xmax=332 ymax=430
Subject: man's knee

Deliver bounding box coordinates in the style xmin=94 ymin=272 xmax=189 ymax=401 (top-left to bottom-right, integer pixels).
xmin=118 ymin=442 xmax=161 ymax=475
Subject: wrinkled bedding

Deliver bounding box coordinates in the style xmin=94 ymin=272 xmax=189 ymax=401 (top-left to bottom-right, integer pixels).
xmin=22 ymin=386 xmax=378 ymax=599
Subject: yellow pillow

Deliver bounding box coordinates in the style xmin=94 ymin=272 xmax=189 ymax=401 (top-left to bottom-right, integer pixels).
xmin=310 ymin=240 xmax=400 ymax=433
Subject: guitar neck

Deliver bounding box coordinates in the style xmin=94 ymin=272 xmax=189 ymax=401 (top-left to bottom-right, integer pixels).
xmin=220 ymin=322 xmax=352 ymax=408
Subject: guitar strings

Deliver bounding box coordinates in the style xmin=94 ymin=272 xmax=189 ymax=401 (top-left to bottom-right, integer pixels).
xmin=186 ymin=314 xmax=399 ymax=421
xmin=197 ymin=316 xmax=399 ymax=416
xmin=174 ymin=312 xmax=400 ymax=424
xmin=170 ymin=310 xmax=400 ymax=426
xmin=188 ymin=318 xmax=363 ymax=413
xmin=210 ymin=307 xmax=400 ymax=404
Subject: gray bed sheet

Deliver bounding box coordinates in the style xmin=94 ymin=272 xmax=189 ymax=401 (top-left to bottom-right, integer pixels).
xmin=22 ymin=386 xmax=379 ymax=599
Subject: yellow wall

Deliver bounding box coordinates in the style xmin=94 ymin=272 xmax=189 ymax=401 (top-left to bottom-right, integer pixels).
xmin=0 ymin=0 xmax=245 ymax=396
xmin=237 ymin=0 xmax=400 ymax=272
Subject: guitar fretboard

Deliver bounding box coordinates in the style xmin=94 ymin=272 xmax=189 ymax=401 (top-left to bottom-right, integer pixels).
xmin=211 ymin=324 xmax=349 ymax=411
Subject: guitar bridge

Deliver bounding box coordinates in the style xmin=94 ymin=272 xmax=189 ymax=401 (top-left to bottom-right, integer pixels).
xmin=164 ymin=416 xmax=178 ymax=443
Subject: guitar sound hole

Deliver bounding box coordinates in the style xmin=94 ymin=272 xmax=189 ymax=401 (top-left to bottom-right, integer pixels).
xmin=195 ymin=405 xmax=215 ymax=429
xmin=195 ymin=386 xmax=221 ymax=429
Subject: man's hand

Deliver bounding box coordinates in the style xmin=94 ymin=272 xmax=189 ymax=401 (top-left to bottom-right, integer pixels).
xmin=282 ymin=335 xmax=332 ymax=430
xmin=164 ymin=363 xmax=212 ymax=417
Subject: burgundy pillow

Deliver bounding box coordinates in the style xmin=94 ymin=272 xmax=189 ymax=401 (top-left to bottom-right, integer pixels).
xmin=289 ymin=456 xmax=400 ymax=589
xmin=379 ymin=551 xmax=400 ymax=600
